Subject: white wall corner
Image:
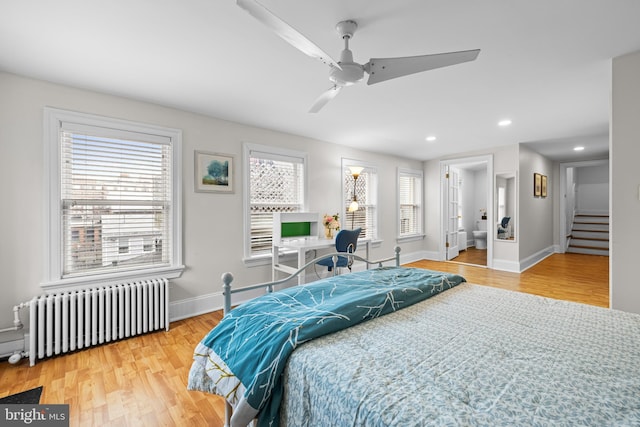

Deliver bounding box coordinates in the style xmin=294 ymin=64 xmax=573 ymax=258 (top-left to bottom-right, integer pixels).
xmin=492 ymin=259 xmax=521 ymax=273
xmin=400 ymin=250 xmax=431 ymax=265
xmin=419 ymin=250 xmax=443 ymax=261
xmin=169 ymin=293 xmax=224 ymax=322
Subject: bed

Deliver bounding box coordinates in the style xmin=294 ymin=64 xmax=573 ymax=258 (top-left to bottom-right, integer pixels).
xmin=188 ymin=249 xmax=640 ymax=426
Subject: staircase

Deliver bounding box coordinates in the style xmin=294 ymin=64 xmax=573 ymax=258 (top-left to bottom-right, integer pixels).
xmin=567 ymin=213 xmax=609 ymax=256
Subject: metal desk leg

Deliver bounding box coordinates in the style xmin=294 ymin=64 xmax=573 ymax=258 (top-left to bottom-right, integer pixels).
xmin=298 ymin=247 xmax=305 ymax=285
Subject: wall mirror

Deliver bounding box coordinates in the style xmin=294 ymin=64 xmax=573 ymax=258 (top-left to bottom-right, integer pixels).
xmin=495 ymin=172 xmax=517 ymax=242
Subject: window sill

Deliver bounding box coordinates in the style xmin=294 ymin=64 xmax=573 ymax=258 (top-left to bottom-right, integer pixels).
xmin=396 ymin=234 xmax=425 ymax=243
xmin=41 ymin=265 xmax=185 ymax=291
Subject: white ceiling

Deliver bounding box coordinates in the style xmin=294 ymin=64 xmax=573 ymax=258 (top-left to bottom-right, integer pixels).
xmin=2 ymin=1 xmax=638 ymax=161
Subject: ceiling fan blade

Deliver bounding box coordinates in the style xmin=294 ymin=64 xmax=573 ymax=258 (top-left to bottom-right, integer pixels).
xmin=237 ymin=0 xmax=341 ymax=69
xmin=309 ymin=86 xmax=342 ymax=113
xmin=365 ymin=49 xmax=480 ymax=85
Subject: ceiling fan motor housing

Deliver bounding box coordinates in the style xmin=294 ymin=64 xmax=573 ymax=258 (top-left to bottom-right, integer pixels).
xmin=329 ymin=62 xmax=364 ymax=86
xmin=329 ymin=48 xmax=364 ymax=86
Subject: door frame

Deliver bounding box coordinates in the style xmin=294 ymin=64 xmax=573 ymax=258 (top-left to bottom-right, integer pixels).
xmin=440 ymin=155 xmax=494 ymax=268
xmin=445 ymin=165 xmax=460 ymax=260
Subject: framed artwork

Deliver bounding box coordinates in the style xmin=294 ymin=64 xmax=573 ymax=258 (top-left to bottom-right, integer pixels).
xmin=194 ymin=151 xmax=234 ymax=193
xmin=533 ymin=173 xmax=542 ymax=197
xmin=541 ymin=175 xmax=548 ymax=197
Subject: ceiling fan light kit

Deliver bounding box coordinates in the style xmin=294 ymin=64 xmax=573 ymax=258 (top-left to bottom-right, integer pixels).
xmin=237 ymin=0 xmax=480 ymax=112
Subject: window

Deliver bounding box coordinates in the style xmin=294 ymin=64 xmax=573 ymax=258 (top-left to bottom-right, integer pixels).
xmin=44 ymin=108 xmax=183 ymax=288
xmin=244 ymin=143 xmax=307 ymax=259
xmin=498 ymin=186 xmax=506 ymax=220
xmin=342 ymin=159 xmax=377 ymax=239
xmin=398 ymin=168 xmax=423 ymax=239
xmin=118 ymin=238 xmax=130 ymax=254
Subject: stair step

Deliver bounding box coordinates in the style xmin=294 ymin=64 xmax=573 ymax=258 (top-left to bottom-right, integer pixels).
xmin=571 ymin=231 xmax=609 ymax=240
xmin=566 ymin=246 xmax=609 ymax=256
xmin=570 ymin=236 xmax=609 ymax=242
xmin=569 ymin=213 xmax=610 ymax=257
xmin=569 ymin=239 xmax=609 ymax=250
xmin=574 ymin=214 xmax=609 ymax=224
xmin=572 ymin=224 xmax=609 ymax=232
xmin=569 ymin=239 xmax=609 ymax=249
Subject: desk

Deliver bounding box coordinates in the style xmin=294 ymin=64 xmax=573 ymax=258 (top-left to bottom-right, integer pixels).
xmin=273 ymin=237 xmax=370 ymax=284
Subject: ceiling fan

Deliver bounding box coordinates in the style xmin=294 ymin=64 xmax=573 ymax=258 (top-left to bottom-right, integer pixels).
xmin=237 ymin=0 xmax=480 ymax=113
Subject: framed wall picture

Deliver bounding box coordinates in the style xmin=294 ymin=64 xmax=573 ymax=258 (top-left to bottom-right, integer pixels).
xmin=195 ymin=151 xmax=234 ymax=193
xmin=541 ymin=175 xmax=548 ymax=197
xmin=534 ymin=173 xmax=542 ymax=197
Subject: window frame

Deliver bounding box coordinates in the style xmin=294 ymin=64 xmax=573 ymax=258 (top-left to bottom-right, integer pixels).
xmin=43 ymin=107 xmax=184 ymax=289
xmin=243 ymin=142 xmax=308 ymax=265
xmin=341 ymin=158 xmax=378 ymax=241
xmin=397 ymin=168 xmax=424 ymax=242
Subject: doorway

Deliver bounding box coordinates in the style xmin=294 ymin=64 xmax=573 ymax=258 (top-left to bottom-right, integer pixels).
xmin=559 ymin=159 xmax=609 ymax=254
xmin=440 ymin=155 xmax=493 ymax=268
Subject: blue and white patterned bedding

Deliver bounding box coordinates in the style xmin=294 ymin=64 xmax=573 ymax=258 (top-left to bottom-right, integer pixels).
xmin=280 ymin=283 xmax=640 ymax=426
xmin=187 ymin=267 xmax=465 ymax=427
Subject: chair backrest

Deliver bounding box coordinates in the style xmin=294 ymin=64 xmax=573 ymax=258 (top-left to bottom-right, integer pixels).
xmin=335 ymin=228 xmax=361 ymax=254
xmin=501 ymin=217 xmax=511 ymax=228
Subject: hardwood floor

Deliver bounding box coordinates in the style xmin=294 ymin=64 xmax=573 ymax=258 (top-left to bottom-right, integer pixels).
xmin=405 ymin=252 xmax=609 ymax=308
xmin=0 ymin=253 xmax=609 ymax=426
xmin=451 ymin=246 xmax=487 ymax=266
xmin=0 ymin=311 xmax=228 ymax=426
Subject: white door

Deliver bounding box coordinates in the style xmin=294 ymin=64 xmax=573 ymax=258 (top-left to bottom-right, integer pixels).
xmin=446 ymin=167 xmax=459 ymax=260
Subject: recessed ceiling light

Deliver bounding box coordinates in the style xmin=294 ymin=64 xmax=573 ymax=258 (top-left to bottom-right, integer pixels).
xmin=574 ymin=146 xmax=585 ymax=151
xmin=425 ymin=136 xmax=436 ymax=142
xmin=498 ymin=119 xmax=512 ymax=127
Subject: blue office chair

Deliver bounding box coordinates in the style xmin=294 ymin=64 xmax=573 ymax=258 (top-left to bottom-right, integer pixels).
xmin=497 ymin=216 xmax=511 ymax=239
xmin=316 ymin=228 xmax=362 ymax=272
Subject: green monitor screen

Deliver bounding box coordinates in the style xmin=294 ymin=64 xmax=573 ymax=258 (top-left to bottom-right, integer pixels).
xmin=281 ymin=221 xmax=311 ymax=238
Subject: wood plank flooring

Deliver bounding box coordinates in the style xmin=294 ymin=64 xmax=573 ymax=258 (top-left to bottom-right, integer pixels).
xmin=0 ymin=253 xmax=609 ymax=426
xmin=405 ymin=252 xmax=609 ymax=308
xmin=451 ymin=246 xmax=487 ymax=266
xmin=0 ymin=311 xmax=228 ymax=426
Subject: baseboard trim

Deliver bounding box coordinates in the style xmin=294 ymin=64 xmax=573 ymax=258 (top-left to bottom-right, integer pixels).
xmin=492 ymin=259 xmax=520 ymax=273
xmin=519 ymin=246 xmax=555 ymax=272
xmin=418 ymin=250 xmax=443 ymax=261
xmin=400 ymin=250 xmax=432 ymax=264
xmin=0 ymin=338 xmax=25 ymax=359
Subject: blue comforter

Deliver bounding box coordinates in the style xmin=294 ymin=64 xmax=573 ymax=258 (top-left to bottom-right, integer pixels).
xmin=189 ymin=266 xmax=466 ymax=426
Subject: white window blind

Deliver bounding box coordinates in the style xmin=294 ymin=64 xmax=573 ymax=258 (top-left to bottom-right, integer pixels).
xmin=247 ymin=146 xmax=306 ymax=256
xmin=398 ymin=168 xmax=423 ymax=238
xmin=60 ymin=127 xmax=172 ymax=277
xmin=44 ymin=108 xmax=183 ymax=287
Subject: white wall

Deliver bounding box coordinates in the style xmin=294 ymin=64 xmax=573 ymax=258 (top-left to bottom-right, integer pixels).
xmin=611 ymin=50 xmax=640 ymax=314
xmin=459 ymin=168 xmax=476 ymax=235
xmin=456 ymin=167 xmax=487 ymax=236
xmin=473 ymin=169 xmax=488 ymax=225
xmin=0 ymin=72 xmax=425 ymax=337
xmin=518 ymin=146 xmax=555 ymax=263
xmin=575 ymin=163 xmax=609 ymax=213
